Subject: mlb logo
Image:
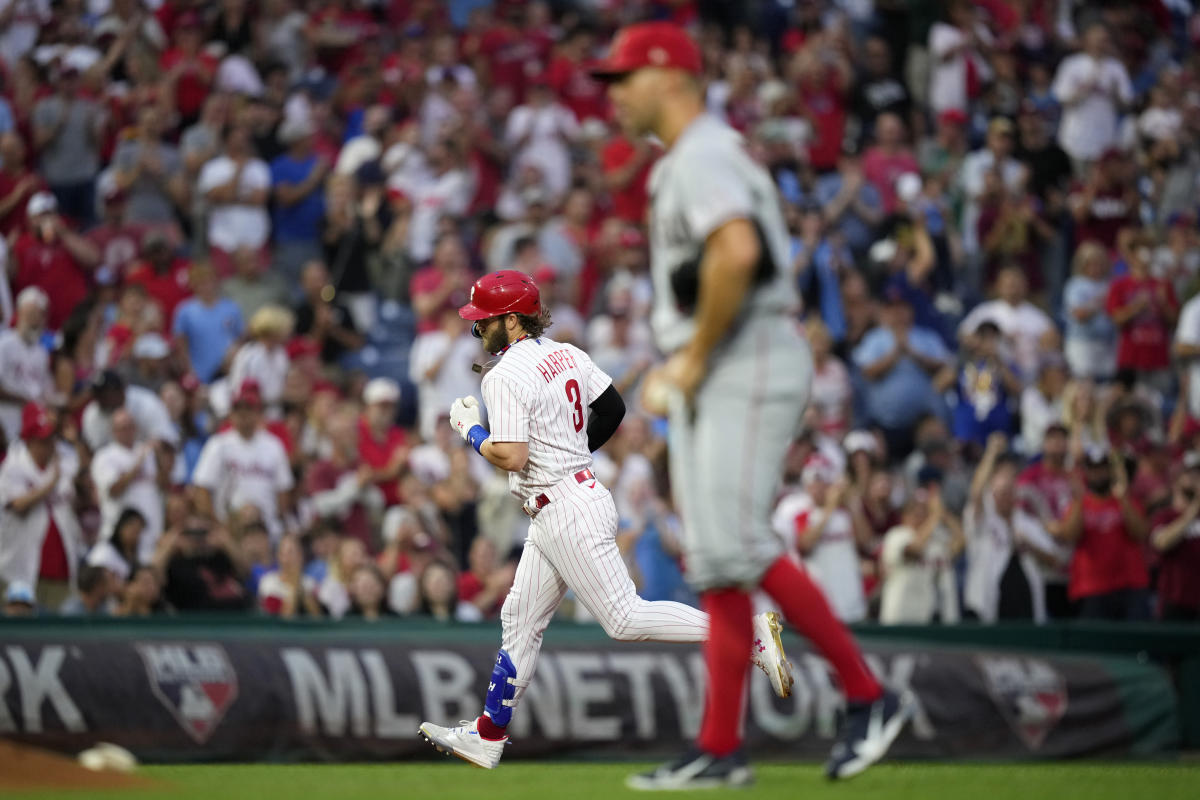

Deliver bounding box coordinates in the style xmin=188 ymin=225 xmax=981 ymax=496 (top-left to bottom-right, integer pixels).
xmin=137 ymin=643 xmax=238 ymax=743
xmin=976 ymin=656 xmax=1067 ymax=750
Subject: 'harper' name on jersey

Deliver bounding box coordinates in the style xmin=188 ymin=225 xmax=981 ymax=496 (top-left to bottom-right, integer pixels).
xmin=534 ymin=348 xmax=579 ymax=383
xmin=482 ymin=337 xmax=612 ymax=498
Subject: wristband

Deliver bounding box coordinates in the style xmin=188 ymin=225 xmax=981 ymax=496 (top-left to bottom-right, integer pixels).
xmin=466 ymin=424 xmax=490 ymax=454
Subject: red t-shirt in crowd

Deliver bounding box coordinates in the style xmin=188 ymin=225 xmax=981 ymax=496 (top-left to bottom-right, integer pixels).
xmin=409 ymin=266 xmax=471 ymax=334
xmin=1151 ymin=507 xmax=1200 ymax=612
xmin=87 ymin=222 xmax=148 ymax=282
xmin=357 ymin=417 xmax=407 ymax=507
xmin=305 ymin=460 xmax=373 ymax=552
xmin=0 ymin=170 xmax=46 ymax=237
xmin=545 ymin=55 xmax=606 ymax=122
xmin=457 ymin=571 xmax=483 ymax=604
xmin=125 ymin=258 xmax=193 ymax=330
xmin=39 ymin=514 xmax=70 ymax=582
xmin=12 ymin=232 xmax=91 ymax=331
xmin=1017 ymin=461 xmax=1075 ymax=521
xmin=160 ymin=50 xmax=219 ymax=120
xmin=861 ymin=147 xmax=920 ymax=213
xmin=1105 ymin=274 xmax=1177 ymax=371
xmin=1071 ymin=185 xmax=1135 ymax=250
xmin=601 ymin=136 xmax=654 ymax=224
xmin=1066 ymin=493 xmax=1149 ymax=600
xmin=799 ymin=73 xmax=847 ymax=172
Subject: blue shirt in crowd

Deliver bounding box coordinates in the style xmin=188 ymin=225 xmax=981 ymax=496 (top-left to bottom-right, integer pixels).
xmin=852 ymin=324 xmax=951 ymax=429
xmin=270 ymin=154 xmax=326 ymax=244
xmin=172 ymin=297 xmax=244 ymax=383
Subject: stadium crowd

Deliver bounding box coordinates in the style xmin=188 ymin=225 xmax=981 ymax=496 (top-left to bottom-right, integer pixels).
xmin=1 ymin=0 xmax=1199 ymax=626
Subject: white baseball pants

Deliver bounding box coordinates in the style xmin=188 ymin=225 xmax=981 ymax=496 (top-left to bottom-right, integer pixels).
xmin=499 ymin=475 xmax=707 ymax=709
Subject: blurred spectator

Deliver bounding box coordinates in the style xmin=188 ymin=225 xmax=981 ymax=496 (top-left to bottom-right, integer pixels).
xmin=1057 ymin=446 xmax=1151 ymax=620
xmin=258 ymin=533 xmax=320 ymax=617
xmin=851 ymin=36 xmax=912 ymax=145
xmin=59 ymin=565 xmax=115 ymax=617
xmin=198 ymin=125 xmax=271 ymax=276
xmin=91 ymin=407 xmax=168 ymax=561
xmin=1150 ymin=455 xmax=1200 ymax=621
xmin=82 ymin=369 xmax=177 ymax=452
xmin=952 ymin=320 xmax=1022 ymax=450
xmin=306 ymin=405 xmax=383 ymax=551
xmin=963 ymin=433 xmax=1057 ymax=623
xmin=86 ymin=507 xmax=146 ymax=584
xmin=1015 ymin=423 xmax=1077 ymax=618
xmin=293 ymin=260 xmax=365 ymax=362
xmin=861 ymin=113 xmax=919 ymax=214
xmin=772 ymin=459 xmax=868 ymax=623
xmin=1177 ymin=282 xmax=1200 ymax=422
xmin=125 ymin=232 xmax=193 ymax=331
xmin=111 ymin=105 xmax=185 ymax=226
xmin=0 ymin=403 xmax=82 ymax=609
xmin=0 ymin=287 xmax=53 ymax=443
xmin=880 ymin=478 xmax=963 ymax=624
xmin=2 ymin=582 xmax=37 ymax=617
xmin=1068 ymin=149 xmax=1137 ymax=250
xmin=411 ymin=233 xmax=474 ymax=334
xmin=456 ymin=536 xmax=515 ymax=619
xmin=230 ymin=305 xmax=293 ymax=413
xmin=806 ymin=318 xmax=852 ymax=439
xmin=346 ymin=564 xmax=393 ymax=621
xmin=958 ymin=266 xmax=1056 ymax=380
xmin=928 ymin=0 xmax=992 ymax=117
xmin=600 ymin=128 xmax=655 ymax=226
xmin=1020 ymin=358 xmax=1071 ymax=453
xmin=411 ymin=307 xmax=483 ymax=441
xmin=1063 ymin=241 xmax=1118 ymax=380
xmin=357 ymin=378 xmax=409 ymax=506
xmin=32 ymin=64 xmax=103 ymax=226
xmin=271 ymin=115 xmax=330 ymax=287
xmin=172 ymin=262 xmax=245 ymax=384
xmin=815 ymin=152 xmax=884 ymax=265
xmin=1106 ymin=230 xmax=1179 ymax=395
xmin=853 ymin=292 xmax=954 ymax=455
xmin=418 ymin=559 xmax=478 ymax=622
xmin=192 ymin=380 xmax=294 ymax=539
xmin=0 ymin=132 xmax=46 ymax=237
xmin=11 ymin=191 xmax=99 ymax=331
xmin=222 ymin=244 xmax=290 ymax=323
xmin=155 ymin=517 xmax=248 ymax=612
xmin=318 ymin=536 xmax=366 ymax=619
xmin=960 ymin=118 xmax=1024 ymax=264
xmin=1052 ymin=23 xmax=1133 ymax=167
xmin=116 ymin=565 xmax=168 ymax=617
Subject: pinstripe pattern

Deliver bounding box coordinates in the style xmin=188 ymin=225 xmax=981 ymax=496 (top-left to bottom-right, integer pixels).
xmin=481 ymin=336 xmax=707 ymax=714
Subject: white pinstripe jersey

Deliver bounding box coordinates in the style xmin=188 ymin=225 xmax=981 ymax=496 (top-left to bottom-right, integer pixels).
xmin=482 ymin=336 xmax=613 ymax=500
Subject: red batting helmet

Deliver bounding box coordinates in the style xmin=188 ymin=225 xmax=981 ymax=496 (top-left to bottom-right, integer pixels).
xmin=458 ymin=270 xmax=541 ymax=321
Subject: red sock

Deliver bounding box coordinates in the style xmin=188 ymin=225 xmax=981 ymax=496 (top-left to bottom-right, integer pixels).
xmin=476 ymin=714 xmax=507 ymax=741
xmin=760 ymin=556 xmax=882 ymax=704
xmin=697 ymin=588 xmax=753 ymax=757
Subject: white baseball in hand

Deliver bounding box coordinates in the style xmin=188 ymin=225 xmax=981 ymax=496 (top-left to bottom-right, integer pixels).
xmin=449 ymin=396 xmax=482 ymax=440
xmin=640 ymin=372 xmax=672 ymax=418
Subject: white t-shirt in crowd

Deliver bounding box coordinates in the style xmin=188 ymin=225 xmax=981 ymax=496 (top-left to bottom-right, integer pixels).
xmin=229 ymin=342 xmax=289 ymax=409
xmin=1176 ymin=294 xmax=1200 ymax=420
xmin=394 ymin=167 xmax=473 ymax=263
xmin=1052 ymin=52 xmax=1133 ymax=162
xmin=86 ymin=539 xmax=133 ymax=582
xmin=810 ymin=357 xmax=852 ymax=435
xmin=504 ymin=103 xmax=579 ymax=198
xmin=958 ymin=299 xmax=1054 ymax=380
xmin=772 ymin=491 xmax=866 ymax=623
xmin=90 ymin=440 xmax=164 ymax=563
xmin=82 ymin=385 xmax=179 ymax=453
xmin=192 ymin=428 xmax=294 ymax=538
xmin=408 ymin=330 xmax=482 ymax=441
xmin=197 ymin=155 xmax=272 ymax=252
xmin=879 ymin=523 xmax=960 ymax=624
xmin=0 ymin=328 xmax=52 ymax=442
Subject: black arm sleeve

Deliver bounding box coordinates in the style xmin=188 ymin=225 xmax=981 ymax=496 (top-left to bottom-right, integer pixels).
xmin=587 ymin=384 xmax=625 ymax=452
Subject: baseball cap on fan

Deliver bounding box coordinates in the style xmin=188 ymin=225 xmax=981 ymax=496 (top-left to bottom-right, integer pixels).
xmin=589 ymin=22 xmax=702 ymax=82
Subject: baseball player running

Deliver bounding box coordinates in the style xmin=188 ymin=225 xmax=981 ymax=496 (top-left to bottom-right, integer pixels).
xmin=591 ymin=22 xmax=915 ymax=789
xmin=417 ymin=270 xmax=794 ymax=769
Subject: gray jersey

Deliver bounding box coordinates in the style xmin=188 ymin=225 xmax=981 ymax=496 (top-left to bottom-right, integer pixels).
xmin=646 ymin=113 xmax=798 ymax=353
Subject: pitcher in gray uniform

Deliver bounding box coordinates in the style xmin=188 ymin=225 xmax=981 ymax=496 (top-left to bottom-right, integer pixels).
xmin=591 ymin=21 xmax=914 ymax=789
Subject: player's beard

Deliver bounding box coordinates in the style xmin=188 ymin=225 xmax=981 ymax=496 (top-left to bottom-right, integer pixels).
xmin=482 ymin=325 xmax=509 ymax=354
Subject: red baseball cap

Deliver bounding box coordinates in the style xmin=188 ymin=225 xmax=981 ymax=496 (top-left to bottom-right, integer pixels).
xmin=20 ymin=402 xmax=55 ymax=441
xmin=232 ymin=379 xmax=263 ymax=408
xmin=590 ymin=22 xmax=702 ymax=82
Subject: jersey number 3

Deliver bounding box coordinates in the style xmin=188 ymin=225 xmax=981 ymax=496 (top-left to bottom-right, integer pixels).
xmin=565 ymin=379 xmax=584 ymax=432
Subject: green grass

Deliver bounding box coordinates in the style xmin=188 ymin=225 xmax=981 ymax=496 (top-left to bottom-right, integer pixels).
xmin=9 ymin=762 xmax=1200 ymax=800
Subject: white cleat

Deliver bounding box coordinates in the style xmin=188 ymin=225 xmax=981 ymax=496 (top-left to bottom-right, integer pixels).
xmin=418 ymin=718 xmax=506 ymax=769
xmin=751 ymin=611 xmax=794 ymax=698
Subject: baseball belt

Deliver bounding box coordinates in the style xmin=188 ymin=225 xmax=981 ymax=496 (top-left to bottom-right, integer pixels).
xmin=523 ymin=469 xmax=596 ymax=518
